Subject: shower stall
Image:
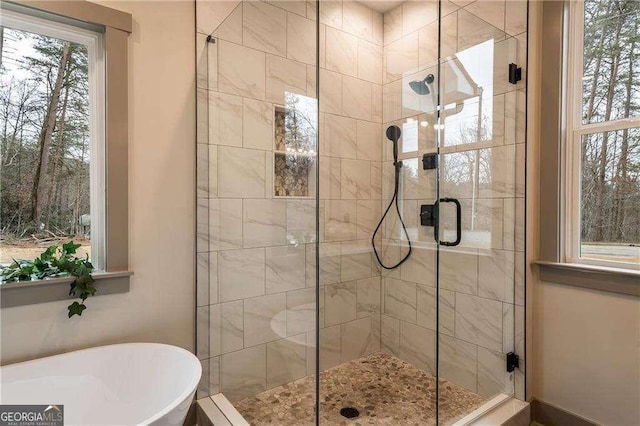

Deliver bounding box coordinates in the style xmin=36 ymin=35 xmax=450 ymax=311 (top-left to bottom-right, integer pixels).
xmin=196 ymin=0 xmax=527 ymax=423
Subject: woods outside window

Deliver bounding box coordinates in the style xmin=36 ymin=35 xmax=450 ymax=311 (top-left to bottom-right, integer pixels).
xmin=565 ymin=0 xmax=640 ymax=270
xmin=0 ymin=1 xmax=131 ymax=307
xmin=1 ymin=9 xmax=106 ymax=269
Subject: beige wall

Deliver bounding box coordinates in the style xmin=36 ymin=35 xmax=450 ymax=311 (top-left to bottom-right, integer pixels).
xmin=532 ymin=281 xmax=640 ymax=426
xmin=527 ymin=3 xmax=640 ymax=425
xmin=1 ymin=0 xmax=196 ymax=364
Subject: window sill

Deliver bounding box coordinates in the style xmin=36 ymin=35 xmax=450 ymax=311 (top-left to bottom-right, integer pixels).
xmin=0 ymin=271 xmax=133 ymax=308
xmin=535 ymin=261 xmax=640 ymax=297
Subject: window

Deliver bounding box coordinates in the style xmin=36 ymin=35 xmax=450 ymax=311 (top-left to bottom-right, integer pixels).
xmin=1 ymin=9 xmax=105 ymax=269
xmin=565 ymin=0 xmax=640 ymax=270
xmin=0 ymin=1 xmax=131 ymax=307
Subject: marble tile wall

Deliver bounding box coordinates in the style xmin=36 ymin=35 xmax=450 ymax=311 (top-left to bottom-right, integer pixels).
xmin=196 ymin=0 xmax=527 ymax=406
xmin=195 ymin=0 xmax=385 ymax=402
xmin=377 ymin=0 xmax=527 ymax=402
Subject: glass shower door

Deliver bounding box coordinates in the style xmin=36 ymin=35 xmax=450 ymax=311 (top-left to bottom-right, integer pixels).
xmin=435 ymin=20 xmax=520 ymax=424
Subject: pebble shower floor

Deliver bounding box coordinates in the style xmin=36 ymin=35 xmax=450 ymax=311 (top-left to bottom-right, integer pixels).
xmin=234 ymin=353 xmax=486 ymax=425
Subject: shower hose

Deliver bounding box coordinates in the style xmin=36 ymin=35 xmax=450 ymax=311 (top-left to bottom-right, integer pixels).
xmin=371 ymin=126 xmax=412 ymax=270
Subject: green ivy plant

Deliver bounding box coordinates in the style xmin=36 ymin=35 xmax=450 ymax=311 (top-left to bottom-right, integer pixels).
xmin=0 ymin=242 xmax=96 ymax=318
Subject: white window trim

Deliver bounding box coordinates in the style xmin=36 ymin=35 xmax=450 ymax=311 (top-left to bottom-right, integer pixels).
xmin=564 ymin=1 xmax=640 ymax=271
xmin=1 ymin=10 xmax=106 ymax=271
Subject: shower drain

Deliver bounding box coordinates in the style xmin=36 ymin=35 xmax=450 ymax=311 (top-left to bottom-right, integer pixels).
xmin=340 ymin=407 xmax=360 ymax=419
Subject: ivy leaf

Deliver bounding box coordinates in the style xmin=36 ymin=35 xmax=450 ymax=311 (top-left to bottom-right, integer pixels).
xmin=62 ymin=241 xmax=81 ymax=255
xmin=68 ymin=301 xmax=86 ymax=317
xmin=40 ymin=245 xmax=58 ymax=261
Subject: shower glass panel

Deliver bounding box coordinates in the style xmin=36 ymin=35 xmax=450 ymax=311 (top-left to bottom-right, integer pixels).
xmin=195 ymin=0 xmax=526 ymax=423
xmin=436 ymin=28 xmax=519 ymax=425
xmin=194 ymin=0 xmax=319 ymax=422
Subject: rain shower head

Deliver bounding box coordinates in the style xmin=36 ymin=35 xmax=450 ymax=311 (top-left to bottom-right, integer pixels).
xmin=409 ymin=74 xmax=435 ymax=95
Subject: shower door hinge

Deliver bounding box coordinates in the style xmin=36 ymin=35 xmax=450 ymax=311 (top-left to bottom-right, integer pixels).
xmin=508 ymin=63 xmax=522 ymax=84
xmin=506 ymin=352 xmax=520 ymax=372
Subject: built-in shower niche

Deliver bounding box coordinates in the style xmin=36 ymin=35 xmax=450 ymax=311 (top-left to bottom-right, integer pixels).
xmin=273 ymin=93 xmax=317 ymax=198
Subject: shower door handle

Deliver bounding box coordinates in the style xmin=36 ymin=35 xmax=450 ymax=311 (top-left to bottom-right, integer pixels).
xmin=435 ymin=198 xmax=462 ymax=247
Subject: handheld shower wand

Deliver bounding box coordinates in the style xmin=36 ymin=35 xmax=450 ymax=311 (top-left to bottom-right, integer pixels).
xmin=371 ymin=125 xmax=412 ymax=270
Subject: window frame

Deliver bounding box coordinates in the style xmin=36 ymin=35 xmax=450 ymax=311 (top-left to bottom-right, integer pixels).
xmin=564 ymin=0 xmax=640 ymax=271
xmin=0 ymin=0 xmax=132 ymax=308
xmin=1 ymin=9 xmax=107 ymax=270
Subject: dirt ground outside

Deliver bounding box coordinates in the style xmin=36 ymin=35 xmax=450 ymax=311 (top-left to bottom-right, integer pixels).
xmin=0 ymin=239 xmax=91 ymax=265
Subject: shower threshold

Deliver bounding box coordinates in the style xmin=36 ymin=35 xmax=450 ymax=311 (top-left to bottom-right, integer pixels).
xmin=233 ymin=352 xmax=487 ymax=425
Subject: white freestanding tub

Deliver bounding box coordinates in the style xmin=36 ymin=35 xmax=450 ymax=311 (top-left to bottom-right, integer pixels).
xmin=0 ymin=343 xmax=201 ymax=426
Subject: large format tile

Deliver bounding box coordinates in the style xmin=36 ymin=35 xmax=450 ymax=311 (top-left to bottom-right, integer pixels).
xmin=219 ymin=248 xmax=266 ymax=302
xmin=478 ymin=249 xmax=515 ymax=302
xmin=341 ymin=158 xmax=371 ymax=199
xmin=455 ymin=293 xmax=503 ymax=352
xmin=319 ymin=1 xmax=342 ymax=29
xmin=341 ymin=240 xmax=373 ymax=281
xmin=477 ymin=346 xmax=507 ymax=398
xmin=196 ymin=252 xmax=209 ymax=307
xmin=217 ymin=147 xmax=266 ymax=198
xmin=439 ymin=334 xmax=478 ymax=392
xmin=287 ymin=12 xmax=316 ymax=65
xmin=244 ymin=293 xmax=287 ymax=347
xmin=342 ymin=1 xmax=373 ymax=41
xmin=319 ymin=69 xmax=343 ymax=114
xmin=341 ymin=317 xmax=379 ymax=362
xmin=400 ymin=246 xmax=435 ymax=286
xmin=325 ymin=281 xmax=357 ymax=326
xmin=220 ymin=345 xmax=267 ymax=402
xmin=210 ymin=300 xmax=244 ymax=356
xmin=356 ymin=120 xmax=381 ymax=161
xmin=402 ymin=0 xmax=439 ymax=35
xmin=208 ymin=91 xmax=243 ymax=147
xmin=356 ymin=276 xmax=381 ymax=318
xmin=315 ymin=242 xmax=342 ymax=285
xmin=243 ymin=1 xmax=286 ymax=56
xmin=342 ymin=76 xmax=372 ymax=120
xmin=358 ymin=40 xmax=383 ymax=84
xmin=209 ymin=252 xmax=219 ymax=304
xmin=312 ymin=324 xmax=342 ymax=372
xmin=456 ymin=9 xmax=505 ymax=53
xmin=266 ymin=245 xmax=306 ymax=293
xmin=218 ymin=40 xmax=265 ymax=99
xmin=464 ymin=0 xmax=506 ymax=33
xmin=417 ymin=286 xmax=455 ymax=336
xmin=197 ymin=143 xmax=209 ymax=198
xmin=213 ymin=2 xmax=243 ymax=44
xmin=286 ymin=287 xmax=317 ymax=336
xmin=243 ymin=199 xmax=287 ymax=248
xmin=380 ymin=314 xmax=400 ymax=355
xmin=356 ymin=200 xmax=381 ymax=240
xmin=243 ymin=98 xmax=272 ymax=150
xmin=196 ymin=306 xmax=210 ymax=360
xmin=384 ymin=277 xmax=417 ymax=323
xmin=197 ymin=198 xmax=209 ymax=253
xmin=385 ymin=33 xmax=419 ymax=84
xmin=325 ymin=200 xmax=357 ymax=241
xmin=266 ymin=335 xmax=307 ymax=389
xmin=286 ymin=199 xmax=316 ymax=244
xmin=266 ymin=55 xmax=307 ymax=104
xmin=325 ymin=27 xmax=358 ymax=77
xmin=209 ymin=198 xmax=243 ymax=251
xmin=197 ymin=0 xmax=240 ymax=35
xmin=439 ymin=248 xmax=478 ymax=295
xmin=399 ymin=322 xmax=435 ymax=374
xmin=324 ymin=114 xmax=357 ymax=159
